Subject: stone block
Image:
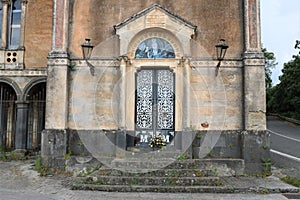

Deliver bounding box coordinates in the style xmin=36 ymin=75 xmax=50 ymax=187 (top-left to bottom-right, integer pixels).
xmin=192 ymin=131 xmax=242 ymax=159
xmin=242 ymin=130 xmax=270 ymax=175
xmin=116 ymin=130 xmax=126 ymax=150
xmin=41 ymin=129 xmax=67 ymax=169
xmin=68 ymin=130 xmax=91 ymax=156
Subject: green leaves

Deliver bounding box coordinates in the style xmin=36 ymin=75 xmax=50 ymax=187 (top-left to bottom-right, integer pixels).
xmin=267 ymin=40 xmax=300 ymax=120
xmin=262 ymin=47 xmax=278 ymax=89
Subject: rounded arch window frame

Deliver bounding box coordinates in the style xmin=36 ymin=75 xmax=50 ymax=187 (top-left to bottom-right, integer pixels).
xmin=127 ymin=28 xmax=184 ymax=59
xmin=22 ymin=78 xmax=47 ymax=101
xmin=0 ymin=77 xmax=22 ymax=101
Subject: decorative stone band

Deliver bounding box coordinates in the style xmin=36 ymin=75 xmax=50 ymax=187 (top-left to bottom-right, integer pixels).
xmin=48 ymin=57 xmax=69 ymax=66
xmin=71 ymin=59 xmax=122 ymax=68
xmin=190 ymin=57 xmax=265 ymax=68
xmin=0 ymin=69 xmax=47 ymax=76
xmin=243 ymin=58 xmax=265 ymax=66
xmin=190 ymin=59 xmax=243 ymax=68
xmin=70 ymin=58 xmax=245 ymax=69
xmin=43 ymin=57 xmax=265 ymax=71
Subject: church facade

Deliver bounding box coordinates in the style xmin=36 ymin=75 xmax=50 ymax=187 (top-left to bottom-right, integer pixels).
xmin=0 ymin=0 xmax=268 ymax=174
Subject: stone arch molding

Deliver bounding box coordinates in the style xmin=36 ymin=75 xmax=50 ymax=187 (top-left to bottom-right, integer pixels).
xmin=114 ymin=3 xmax=197 ymax=58
xmin=22 ymin=77 xmax=47 ymax=101
xmin=127 ymin=28 xmax=182 ymax=59
xmin=0 ymin=77 xmax=22 ymax=100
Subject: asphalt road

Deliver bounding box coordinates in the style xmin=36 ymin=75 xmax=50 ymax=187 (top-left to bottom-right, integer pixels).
xmin=267 ymin=115 xmax=300 ymax=178
xmin=267 ymin=116 xmax=300 ymax=158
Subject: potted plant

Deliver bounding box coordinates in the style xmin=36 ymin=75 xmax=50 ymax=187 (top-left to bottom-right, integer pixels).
xmin=149 ymin=135 xmax=166 ymax=150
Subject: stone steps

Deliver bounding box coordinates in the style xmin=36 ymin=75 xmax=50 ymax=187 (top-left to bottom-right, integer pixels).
xmin=71 ymin=182 xmax=300 ymax=193
xmin=71 ymin=158 xmax=300 ymax=193
xmin=108 ymin=158 xmax=245 ymax=176
xmin=71 ymin=184 xmax=230 ymax=193
xmin=91 ymin=168 xmax=218 ymax=177
xmin=71 ymin=158 xmax=246 ymax=192
xmin=84 ymin=176 xmax=221 ymax=186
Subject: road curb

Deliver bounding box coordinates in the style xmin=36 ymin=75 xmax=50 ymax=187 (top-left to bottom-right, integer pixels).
xmin=268 ymin=114 xmax=300 ymax=126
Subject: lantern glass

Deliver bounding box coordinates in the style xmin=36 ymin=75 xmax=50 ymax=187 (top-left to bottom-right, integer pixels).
xmin=215 ymin=39 xmax=229 ymax=61
xmin=81 ymin=38 xmax=94 ymax=59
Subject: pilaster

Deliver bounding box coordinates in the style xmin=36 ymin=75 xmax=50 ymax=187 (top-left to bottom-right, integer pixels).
xmin=1 ymin=0 xmax=9 ymax=48
xmin=15 ymin=101 xmax=29 ymax=150
xmin=45 ymin=0 xmax=70 ymax=129
xmin=43 ymin=52 xmax=69 ymax=167
xmin=243 ymin=0 xmax=266 ymax=130
xmin=19 ymin=0 xmax=28 ymax=49
xmin=243 ymin=53 xmax=266 ymax=130
xmin=243 ymin=0 xmax=262 ymax=52
xmin=119 ymin=58 xmax=127 ymax=129
xmin=52 ymin=0 xmax=69 ymax=52
xmin=45 ymin=53 xmax=69 ymax=130
xmin=183 ymin=58 xmax=191 ymax=129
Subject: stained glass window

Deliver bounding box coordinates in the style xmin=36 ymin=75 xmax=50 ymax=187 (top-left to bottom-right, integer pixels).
xmin=135 ymin=38 xmax=175 ymax=59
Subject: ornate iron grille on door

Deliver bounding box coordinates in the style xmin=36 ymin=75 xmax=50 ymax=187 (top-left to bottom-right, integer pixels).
xmin=0 ymin=83 xmax=16 ymax=151
xmin=26 ymin=83 xmax=46 ymax=151
xmin=135 ymin=68 xmax=175 ymax=147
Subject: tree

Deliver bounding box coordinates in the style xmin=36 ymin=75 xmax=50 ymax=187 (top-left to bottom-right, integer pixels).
xmin=262 ymin=47 xmax=277 ymax=114
xmin=262 ymin=48 xmax=277 ymax=89
xmin=268 ymin=41 xmax=300 ymax=119
xmin=295 ymin=40 xmax=300 ymax=53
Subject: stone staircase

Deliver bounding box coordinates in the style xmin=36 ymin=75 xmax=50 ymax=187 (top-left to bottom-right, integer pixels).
xmin=71 ymin=158 xmax=245 ymax=192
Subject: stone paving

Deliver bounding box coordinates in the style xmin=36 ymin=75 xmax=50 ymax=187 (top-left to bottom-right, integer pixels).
xmin=0 ymin=159 xmax=298 ymax=200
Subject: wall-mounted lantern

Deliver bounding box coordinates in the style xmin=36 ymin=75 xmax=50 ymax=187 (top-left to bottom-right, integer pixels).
xmin=215 ymin=39 xmax=229 ymax=76
xmin=81 ymin=38 xmax=95 ymax=75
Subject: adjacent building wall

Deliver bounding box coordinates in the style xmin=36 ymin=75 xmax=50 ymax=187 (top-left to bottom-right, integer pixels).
xmin=69 ymin=0 xmax=244 ymax=59
xmin=24 ymin=0 xmax=53 ymax=68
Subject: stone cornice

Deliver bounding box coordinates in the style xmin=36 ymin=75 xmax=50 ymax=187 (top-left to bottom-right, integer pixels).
xmin=243 ymin=58 xmax=265 ymax=66
xmin=190 ymin=59 xmax=243 ymax=68
xmin=73 ymin=59 xmax=120 ymax=67
xmin=0 ymin=69 xmax=47 ymax=76
xmin=69 ymin=59 xmax=250 ymax=68
xmin=48 ymin=58 xmax=69 ymax=66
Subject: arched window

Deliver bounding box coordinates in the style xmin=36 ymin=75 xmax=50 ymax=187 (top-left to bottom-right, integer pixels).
xmin=135 ymin=38 xmax=175 ymax=59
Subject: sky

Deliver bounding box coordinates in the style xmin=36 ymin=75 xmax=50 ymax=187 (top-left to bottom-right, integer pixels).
xmin=260 ymin=0 xmax=300 ymax=85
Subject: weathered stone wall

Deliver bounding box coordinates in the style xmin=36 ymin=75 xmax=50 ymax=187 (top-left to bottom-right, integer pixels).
xmin=69 ymin=0 xmax=244 ymax=59
xmin=24 ymin=0 xmax=53 ymax=68
xmin=191 ymin=130 xmax=270 ymax=174
xmin=190 ymin=61 xmax=243 ymax=130
xmin=66 ymin=60 xmax=244 ymax=131
xmin=68 ymin=61 xmax=121 ymax=130
xmin=64 ymin=0 xmax=247 ymax=131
